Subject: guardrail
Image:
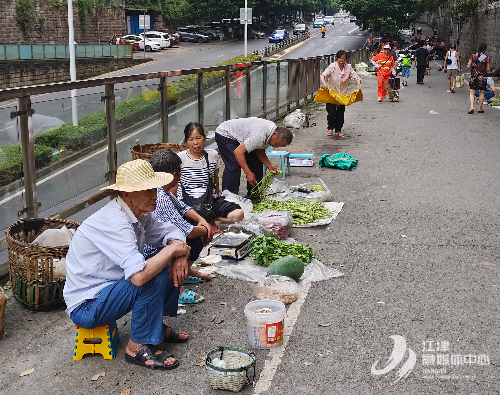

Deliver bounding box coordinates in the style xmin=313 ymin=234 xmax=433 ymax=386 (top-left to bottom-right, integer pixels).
xmin=0 ymin=48 xmax=371 ymax=258
xmin=252 ymin=33 xmax=309 ymax=57
xmin=0 ymin=44 xmax=133 ymax=60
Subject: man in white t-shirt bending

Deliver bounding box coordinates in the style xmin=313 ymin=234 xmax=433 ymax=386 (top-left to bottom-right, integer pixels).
xmin=215 ymin=117 xmax=293 ymax=195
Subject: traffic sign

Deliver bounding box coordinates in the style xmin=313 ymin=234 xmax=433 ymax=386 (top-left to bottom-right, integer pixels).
xmin=240 ymin=8 xmax=252 ymax=24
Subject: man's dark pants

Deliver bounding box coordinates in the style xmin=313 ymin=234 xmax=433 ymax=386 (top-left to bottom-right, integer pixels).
xmin=416 ymin=65 xmax=426 ymax=83
xmin=215 ymin=133 xmax=263 ymax=195
xmin=326 ymin=103 xmax=345 ymax=132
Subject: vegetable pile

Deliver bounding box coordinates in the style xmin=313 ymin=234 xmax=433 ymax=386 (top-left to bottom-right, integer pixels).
xmin=251 ymin=169 xmax=282 ymax=199
xmin=253 ymin=199 xmax=334 ymax=225
xmin=250 ymin=235 xmax=315 ymax=267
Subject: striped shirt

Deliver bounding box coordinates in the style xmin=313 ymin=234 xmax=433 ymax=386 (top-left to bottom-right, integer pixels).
xmin=177 ymin=149 xmax=219 ymax=200
xmin=143 ymin=187 xmax=193 ymax=257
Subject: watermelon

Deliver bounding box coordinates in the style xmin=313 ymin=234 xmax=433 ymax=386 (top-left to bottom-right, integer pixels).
xmin=266 ymin=256 xmax=305 ymax=281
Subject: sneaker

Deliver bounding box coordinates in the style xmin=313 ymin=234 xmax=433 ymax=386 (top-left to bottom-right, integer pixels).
xmin=377 ymin=98 xmax=383 ymax=102
xmin=447 ymin=90 xmax=451 ymax=93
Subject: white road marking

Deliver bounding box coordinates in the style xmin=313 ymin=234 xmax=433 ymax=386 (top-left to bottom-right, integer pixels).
xmin=253 ymin=282 xmax=312 ymax=394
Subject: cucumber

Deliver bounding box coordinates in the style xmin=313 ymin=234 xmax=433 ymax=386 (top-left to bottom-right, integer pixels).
xmin=266 ymin=256 xmax=305 ymax=281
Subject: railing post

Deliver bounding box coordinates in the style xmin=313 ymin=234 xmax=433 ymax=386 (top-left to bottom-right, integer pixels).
xmin=104 ymin=83 xmax=117 ymax=185
xmin=262 ymin=62 xmax=267 ymax=116
xmin=18 ymin=95 xmax=38 ymax=218
xmin=275 ymin=61 xmax=280 ymax=118
xmin=245 ymin=64 xmax=251 ymax=118
xmin=225 ymin=66 xmax=231 ymax=121
xmin=197 ymin=71 xmax=204 ymax=127
xmin=159 ymin=75 xmax=169 ymax=143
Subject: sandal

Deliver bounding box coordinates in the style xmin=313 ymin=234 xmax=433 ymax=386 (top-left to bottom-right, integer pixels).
xmin=178 ymin=289 xmax=205 ymax=304
xmin=125 ymin=344 xmax=179 ymax=370
xmin=335 ymin=131 xmax=345 ymax=137
xmin=327 ymin=130 xmax=334 ymax=136
xmin=478 ymin=110 xmax=484 ymax=113
xmin=182 ymin=276 xmax=204 ymax=284
xmin=163 ymin=324 xmax=189 ymax=343
xmin=467 ymin=110 xmax=474 ymax=114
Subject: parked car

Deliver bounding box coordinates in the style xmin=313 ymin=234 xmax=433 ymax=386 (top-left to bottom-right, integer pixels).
xmin=176 ymin=27 xmax=210 ymax=43
xmin=168 ymin=33 xmax=180 ymax=47
xmin=140 ymin=31 xmax=171 ymax=49
xmin=313 ymin=19 xmax=325 ymax=28
xmin=425 ymin=35 xmax=445 ymax=49
xmin=138 ymin=38 xmax=162 ymax=52
xmin=399 ymin=28 xmax=413 ymax=38
xmin=190 ymin=25 xmax=217 ymax=40
xmin=324 ymin=16 xmax=334 ymax=25
xmin=120 ymin=34 xmax=141 ymax=45
xmin=249 ymin=28 xmax=266 ymax=39
xmin=109 ymin=33 xmax=124 ymax=45
xmin=269 ymin=29 xmax=289 ymax=43
xmin=350 ymin=16 xmax=356 ymax=23
xmin=293 ymin=23 xmax=308 ymax=35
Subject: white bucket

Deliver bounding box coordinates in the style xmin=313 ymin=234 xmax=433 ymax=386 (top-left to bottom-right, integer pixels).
xmin=244 ymin=299 xmax=286 ymax=349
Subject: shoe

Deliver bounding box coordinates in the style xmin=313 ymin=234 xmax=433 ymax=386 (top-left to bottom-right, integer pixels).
xmin=451 ymin=89 xmax=455 ymax=93
xmin=182 ymin=276 xmax=204 ymax=284
xmin=125 ymin=345 xmax=179 ymax=370
xmin=478 ymin=110 xmax=484 ymax=113
xmin=178 ymin=289 xmax=205 ymax=304
xmin=377 ymin=98 xmax=383 ymax=102
xmin=163 ymin=325 xmax=189 ymax=343
xmin=467 ymin=109 xmax=474 ymax=114
xmin=447 ymin=90 xmax=451 ymax=93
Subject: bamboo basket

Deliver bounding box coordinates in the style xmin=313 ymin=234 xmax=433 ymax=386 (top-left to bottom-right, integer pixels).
xmin=0 ymin=287 xmax=7 ymax=337
xmin=206 ymin=346 xmax=256 ymax=392
xmin=6 ymin=218 xmax=80 ymax=311
xmin=130 ymin=140 xmax=188 ymax=161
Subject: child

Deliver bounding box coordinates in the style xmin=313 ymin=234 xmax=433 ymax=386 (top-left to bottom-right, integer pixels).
xmin=401 ymin=51 xmax=412 ymax=86
xmin=175 ymin=122 xmax=244 ymax=225
xmin=144 ymin=149 xmax=213 ymax=304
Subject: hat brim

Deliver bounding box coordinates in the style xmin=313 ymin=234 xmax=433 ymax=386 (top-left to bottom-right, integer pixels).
xmin=101 ymin=172 xmax=173 ymax=192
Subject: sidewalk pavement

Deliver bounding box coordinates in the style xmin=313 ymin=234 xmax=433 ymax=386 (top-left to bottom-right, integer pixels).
xmin=1 ymin=63 xmax=499 ymax=395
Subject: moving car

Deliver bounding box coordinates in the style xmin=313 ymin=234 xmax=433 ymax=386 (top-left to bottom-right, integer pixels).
xmin=269 ymin=29 xmax=289 ymax=43
xmin=313 ymin=19 xmax=325 ymax=28
xmin=293 ymin=23 xmax=308 ymax=35
xmin=350 ymin=16 xmax=356 ymax=23
xmin=176 ymin=27 xmax=210 ymax=43
xmin=400 ymin=28 xmax=413 ymax=38
xmin=324 ymin=16 xmax=334 ymax=25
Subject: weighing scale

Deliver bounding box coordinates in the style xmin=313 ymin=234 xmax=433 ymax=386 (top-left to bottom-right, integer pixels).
xmin=208 ymin=232 xmax=253 ymax=260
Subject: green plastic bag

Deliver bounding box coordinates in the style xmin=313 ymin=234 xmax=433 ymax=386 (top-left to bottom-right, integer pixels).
xmin=319 ymin=152 xmax=358 ymax=170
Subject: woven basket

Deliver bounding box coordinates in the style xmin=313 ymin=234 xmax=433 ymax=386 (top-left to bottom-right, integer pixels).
xmin=130 ymin=142 xmax=188 ymax=161
xmin=6 ymin=218 xmax=80 ymax=311
xmin=206 ymin=346 xmax=256 ymax=392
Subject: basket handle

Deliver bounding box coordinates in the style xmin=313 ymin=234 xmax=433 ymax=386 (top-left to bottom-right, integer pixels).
xmin=22 ymin=218 xmax=44 ymax=237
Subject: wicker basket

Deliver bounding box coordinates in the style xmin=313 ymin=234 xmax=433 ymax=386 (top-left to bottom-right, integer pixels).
xmin=206 ymin=346 xmax=256 ymax=392
xmin=6 ymin=218 xmax=80 ymax=311
xmin=130 ymin=141 xmax=188 ymax=161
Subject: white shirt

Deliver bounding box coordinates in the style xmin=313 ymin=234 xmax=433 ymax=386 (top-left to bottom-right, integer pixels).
xmin=215 ymin=117 xmax=276 ymax=153
xmin=63 ymin=197 xmax=185 ymax=314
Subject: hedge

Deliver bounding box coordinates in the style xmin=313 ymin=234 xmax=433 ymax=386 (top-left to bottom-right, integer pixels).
xmin=0 ymin=143 xmax=53 ymax=186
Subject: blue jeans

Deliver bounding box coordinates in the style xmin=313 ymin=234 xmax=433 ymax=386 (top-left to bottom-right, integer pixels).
xmin=70 ymin=265 xmax=180 ymax=345
xmin=475 ymin=90 xmax=495 ymax=100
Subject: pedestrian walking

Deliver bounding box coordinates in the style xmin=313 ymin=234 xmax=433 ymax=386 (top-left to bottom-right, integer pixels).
xmin=467 ymin=43 xmax=490 ymax=114
xmin=443 ymin=43 xmax=460 ymax=93
xmin=320 ymin=49 xmax=362 ymax=136
xmin=372 ymin=44 xmax=395 ymax=101
xmin=401 ymin=51 xmax=412 ymax=86
xmin=414 ymin=41 xmax=429 ymax=84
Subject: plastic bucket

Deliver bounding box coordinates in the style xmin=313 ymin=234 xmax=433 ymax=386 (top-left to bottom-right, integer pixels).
xmin=244 ymin=300 xmax=286 ymax=349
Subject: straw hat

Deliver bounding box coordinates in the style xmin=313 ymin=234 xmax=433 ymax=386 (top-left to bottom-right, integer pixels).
xmin=101 ymin=159 xmax=173 ymax=192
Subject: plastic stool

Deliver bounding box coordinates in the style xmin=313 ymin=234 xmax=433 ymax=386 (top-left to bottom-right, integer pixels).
xmin=264 ymin=147 xmax=291 ymax=178
xmin=73 ymin=322 xmax=119 ymax=360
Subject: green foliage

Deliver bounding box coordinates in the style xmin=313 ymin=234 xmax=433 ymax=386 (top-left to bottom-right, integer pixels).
xmin=16 ymin=0 xmax=38 ymax=31
xmin=77 ymin=0 xmax=105 ymax=29
xmin=0 ymin=144 xmax=53 ymax=186
xmin=449 ymin=0 xmax=479 ymax=24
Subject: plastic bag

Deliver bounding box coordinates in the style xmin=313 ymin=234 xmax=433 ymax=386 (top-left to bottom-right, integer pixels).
xmin=226 ymin=220 xmax=270 ymax=237
xmin=456 ymin=74 xmax=464 ymax=88
xmin=253 ymin=275 xmax=298 ymax=304
xmin=254 ymin=210 xmax=293 ymax=239
xmin=284 ymin=109 xmax=306 ymax=129
xmin=319 ymin=152 xmax=358 ymax=170
xmin=268 ymin=178 xmax=333 ymax=202
xmin=314 ymin=88 xmax=363 ymax=106
xmin=222 ymin=190 xmax=253 ymax=219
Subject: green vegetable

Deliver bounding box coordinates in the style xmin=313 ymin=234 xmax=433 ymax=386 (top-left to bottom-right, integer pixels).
xmin=311 ymin=184 xmax=324 ymax=191
xmin=251 ymin=169 xmax=282 ymax=198
xmin=267 ymin=256 xmax=305 ymax=280
xmin=250 ymin=235 xmax=314 ymax=267
xmin=253 ymin=199 xmax=334 ymax=225
xmin=490 ymin=100 xmax=500 ymax=106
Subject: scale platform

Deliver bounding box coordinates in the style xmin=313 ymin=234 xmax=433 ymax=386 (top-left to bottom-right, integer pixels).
xmin=208 ymin=232 xmax=253 ymax=260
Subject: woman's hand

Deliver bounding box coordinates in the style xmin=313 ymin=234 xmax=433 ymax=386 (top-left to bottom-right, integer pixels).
xmin=198 ymin=220 xmax=213 ymax=245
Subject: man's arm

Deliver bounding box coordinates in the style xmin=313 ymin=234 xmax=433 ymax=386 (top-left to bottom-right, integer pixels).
xmin=255 ymin=149 xmax=277 ymax=172
xmin=129 ymin=239 xmax=190 ymax=287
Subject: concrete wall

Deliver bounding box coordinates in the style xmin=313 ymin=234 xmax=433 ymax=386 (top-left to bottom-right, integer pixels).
xmin=0 ymin=0 xmax=126 ymax=45
xmin=422 ymin=0 xmax=500 ymax=68
xmin=0 ymin=57 xmax=152 ymax=88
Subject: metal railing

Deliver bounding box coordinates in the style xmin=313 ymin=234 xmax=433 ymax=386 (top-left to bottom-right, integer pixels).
xmin=253 ymin=33 xmax=309 ymax=57
xmin=0 ymin=48 xmax=371 ymax=251
xmin=0 ymin=44 xmax=132 ymax=60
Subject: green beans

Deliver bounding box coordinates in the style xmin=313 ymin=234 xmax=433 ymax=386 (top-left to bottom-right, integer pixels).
xmin=251 ymin=169 xmax=282 ymax=199
xmin=253 ymin=199 xmax=334 ymax=225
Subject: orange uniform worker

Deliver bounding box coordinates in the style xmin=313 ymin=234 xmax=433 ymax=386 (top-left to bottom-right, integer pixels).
xmin=372 ymin=44 xmax=395 ymax=101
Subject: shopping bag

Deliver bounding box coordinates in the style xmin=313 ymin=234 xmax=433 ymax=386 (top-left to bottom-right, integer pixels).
xmin=318 ymin=152 xmax=358 ymax=170
xmin=314 ymin=88 xmax=363 ymax=106
xmin=389 ymin=77 xmax=400 ymax=90
xmin=456 ymin=74 xmax=465 ymax=88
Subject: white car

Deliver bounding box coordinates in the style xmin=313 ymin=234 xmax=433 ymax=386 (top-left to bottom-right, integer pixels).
xmin=400 ymin=28 xmax=413 ymax=37
xmin=324 ymin=16 xmax=334 ymax=25
xmin=140 ymin=31 xmax=171 ymax=49
xmin=138 ymin=38 xmax=161 ymax=52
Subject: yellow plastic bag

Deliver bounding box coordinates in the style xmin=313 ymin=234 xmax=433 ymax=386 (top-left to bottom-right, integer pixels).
xmin=313 ymin=88 xmax=363 ymax=106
